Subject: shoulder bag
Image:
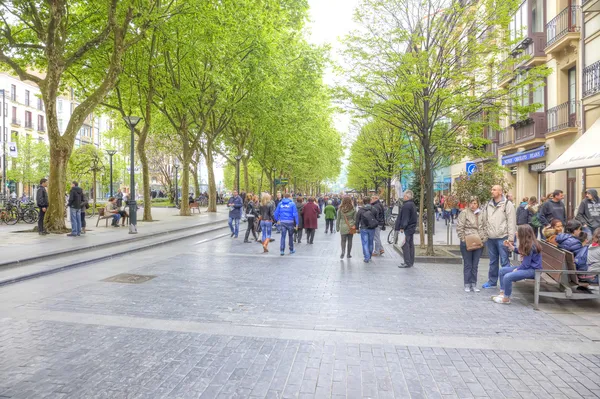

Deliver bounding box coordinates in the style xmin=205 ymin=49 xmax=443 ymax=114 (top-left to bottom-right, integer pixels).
xmin=343 ymin=212 xmax=357 ymax=235
xmin=465 ymin=214 xmax=483 ymax=251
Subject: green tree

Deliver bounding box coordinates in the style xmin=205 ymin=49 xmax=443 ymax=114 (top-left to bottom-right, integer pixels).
xmin=68 ymin=145 xmax=105 ymax=211
xmin=453 ymin=164 xmax=512 ymax=205
xmin=6 ymin=135 xmax=49 ymax=194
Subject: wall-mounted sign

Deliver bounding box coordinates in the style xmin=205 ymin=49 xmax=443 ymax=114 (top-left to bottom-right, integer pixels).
xmin=529 ymin=162 xmax=546 ymax=172
xmin=502 ymin=146 xmax=545 ymax=166
xmin=466 ymin=162 xmax=478 ymax=175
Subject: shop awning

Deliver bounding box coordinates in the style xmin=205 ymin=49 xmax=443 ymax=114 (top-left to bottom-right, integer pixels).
xmin=501 ymin=146 xmax=545 ymax=166
xmin=544 ymin=119 xmax=600 ymax=173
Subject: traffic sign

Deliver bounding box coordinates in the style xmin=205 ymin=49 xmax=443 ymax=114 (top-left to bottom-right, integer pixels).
xmin=466 ymin=162 xmax=478 ymax=176
xmin=274 ymin=178 xmax=289 ymax=185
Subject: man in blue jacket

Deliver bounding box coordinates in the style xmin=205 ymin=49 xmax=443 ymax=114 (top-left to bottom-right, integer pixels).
xmin=227 ymin=190 xmax=244 ymax=238
xmin=274 ymin=193 xmax=299 ymax=256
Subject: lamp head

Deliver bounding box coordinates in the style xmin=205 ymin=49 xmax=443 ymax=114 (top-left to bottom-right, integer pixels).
xmin=106 ymin=149 xmax=117 ymax=156
xmin=123 ymin=116 xmax=142 ymax=128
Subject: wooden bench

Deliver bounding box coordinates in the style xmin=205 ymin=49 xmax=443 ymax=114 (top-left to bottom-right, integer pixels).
xmin=96 ymin=208 xmax=129 ymax=227
xmin=190 ymin=202 xmax=200 ymax=214
xmin=533 ymin=241 xmax=600 ymax=309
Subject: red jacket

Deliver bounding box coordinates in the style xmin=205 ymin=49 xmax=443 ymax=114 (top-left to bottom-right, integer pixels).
xmin=302 ymin=202 xmax=321 ymax=229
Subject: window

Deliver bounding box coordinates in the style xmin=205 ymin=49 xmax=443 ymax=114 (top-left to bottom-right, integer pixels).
xmin=11 ymin=106 xmax=17 ymax=121
xmin=569 ymin=68 xmax=577 ymax=115
xmin=24 ymin=111 xmax=32 ymax=128
xmin=25 ymin=90 xmax=30 ymax=106
xmin=510 ymin=2 xmax=527 ymax=43
xmin=531 ymin=0 xmax=543 ymax=33
xmin=38 ymin=115 xmax=45 ymax=131
xmin=58 ymin=99 xmax=63 ymax=113
xmin=37 ymin=97 xmax=43 ymax=111
xmin=58 ymin=119 xmax=64 ymax=133
xmin=532 ymin=84 xmax=544 ymax=112
xmin=10 ymin=84 xmax=16 ymax=101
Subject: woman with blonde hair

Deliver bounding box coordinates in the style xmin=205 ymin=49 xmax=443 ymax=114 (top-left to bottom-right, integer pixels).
xmin=457 ymin=197 xmax=487 ymax=292
xmin=259 ymin=193 xmax=275 ymax=252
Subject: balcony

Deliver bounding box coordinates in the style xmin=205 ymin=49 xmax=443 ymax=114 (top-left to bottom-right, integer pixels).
xmin=498 ymin=56 xmax=515 ymax=88
xmin=512 ymin=113 xmax=547 ymax=145
xmin=516 ymin=33 xmax=547 ymax=68
xmin=10 ymin=118 xmax=21 ymax=126
xmin=38 ymin=126 xmax=45 ymax=133
xmin=546 ymin=100 xmax=579 ymax=137
xmin=583 ymin=60 xmax=600 ymax=104
xmin=545 ymin=6 xmax=581 ymax=56
xmin=498 ymin=127 xmax=514 ymax=148
xmin=583 ymin=0 xmax=600 ymax=14
xmin=24 ymin=120 xmax=33 ymax=129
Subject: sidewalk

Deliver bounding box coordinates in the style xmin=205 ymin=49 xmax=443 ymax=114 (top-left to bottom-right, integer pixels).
xmin=0 ymin=206 xmax=230 ymax=266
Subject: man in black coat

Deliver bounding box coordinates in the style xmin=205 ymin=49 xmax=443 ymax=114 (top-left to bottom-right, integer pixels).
xmin=36 ymin=178 xmax=49 ymax=235
xmin=395 ymin=190 xmax=418 ymax=268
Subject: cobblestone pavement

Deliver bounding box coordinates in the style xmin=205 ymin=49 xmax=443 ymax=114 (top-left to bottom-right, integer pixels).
xmin=1 ymin=218 xmax=600 ymax=398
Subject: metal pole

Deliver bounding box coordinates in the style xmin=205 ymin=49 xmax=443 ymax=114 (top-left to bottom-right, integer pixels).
xmin=236 ymin=158 xmax=240 ymax=193
xmin=2 ymin=90 xmax=6 ymax=201
xmin=109 ymin=155 xmax=114 ymax=197
xmin=128 ymin=125 xmax=137 ymax=234
xmin=175 ymin=166 xmax=179 ymax=207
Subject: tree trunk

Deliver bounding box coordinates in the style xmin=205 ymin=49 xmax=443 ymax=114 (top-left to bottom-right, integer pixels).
xmin=138 ymin=137 xmax=153 ymax=222
xmin=258 ymin=169 xmax=264 ymax=194
xmin=44 ymin=145 xmax=70 ymax=232
xmin=206 ymin=150 xmax=217 ymax=212
xmin=386 ymin=178 xmax=392 ymax=206
xmin=243 ymin=157 xmax=249 ymax=193
xmin=424 ymin=154 xmax=436 ymax=256
xmin=179 ymin=140 xmax=192 ymax=216
xmin=419 ymin=170 xmax=425 ymax=250
xmin=92 ymin=169 xmax=97 ymax=213
xmin=192 ymin=161 xmax=200 ymax=199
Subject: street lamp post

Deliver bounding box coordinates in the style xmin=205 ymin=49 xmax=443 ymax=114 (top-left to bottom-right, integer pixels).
xmin=106 ymin=149 xmax=117 ymax=197
xmin=272 ymin=167 xmax=277 ymax=194
xmin=1 ymin=89 xmax=6 ymax=202
xmin=174 ymin=160 xmax=180 ymax=208
xmin=234 ymin=155 xmax=242 ymax=193
xmin=123 ymin=116 xmax=141 ymax=234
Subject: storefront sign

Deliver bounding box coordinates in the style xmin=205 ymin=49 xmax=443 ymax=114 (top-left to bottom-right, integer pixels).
xmin=529 ymin=162 xmax=546 ymax=172
xmin=501 ymin=146 xmax=545 ymax=166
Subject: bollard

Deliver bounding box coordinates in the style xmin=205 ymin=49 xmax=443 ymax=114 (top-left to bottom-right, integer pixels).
xmin=447 ymin=223 xmax=450 ymax=245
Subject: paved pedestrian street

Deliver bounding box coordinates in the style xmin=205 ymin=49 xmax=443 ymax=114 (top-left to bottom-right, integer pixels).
xmin=1 ymin=220 xmax=600 ymax=398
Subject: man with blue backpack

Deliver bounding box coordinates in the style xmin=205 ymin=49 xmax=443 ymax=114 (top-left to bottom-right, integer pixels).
xmin=274 ymin=193 xmax=299 ymax=256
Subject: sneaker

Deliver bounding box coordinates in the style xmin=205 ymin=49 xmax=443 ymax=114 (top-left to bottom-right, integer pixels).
xmin=372 ymin=252 xmax=379 ymax=257
xmin=379 ymin=250 xmax=385 ymax=255
xmin=347 ymin=254 xmax=352 ymax=259
xmin=290 ymin=250 xmax=296 ymax=254
xmin=363 ymin=259 xmax=371 ymax=263
xmin=66 ymin=233 xmax=77 ymax=237
xmin=340 ymin=253 xmax=345 ymax=259
xmin=464 ymin=285 xmax=471 ymax=292
xmin=482 ymin=282 xmax=497 ymax=289
xmin=492 ymin=295 xmax=510 ymax=304
xmin=280 ymin=251 xmax=285 ymax=256
xmin=270 ymin=238 xmax=275 ymax=242
xmin=231 ymin=233 xmax=235 ymax=237
xmin=471 ymin=285 xmax=481 ymax=293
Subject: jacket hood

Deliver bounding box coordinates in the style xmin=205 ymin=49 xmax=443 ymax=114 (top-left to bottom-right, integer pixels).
xmin=587 ymin=188 xmax=599 ymax=202
xmin=281 ymin=198 xmax=292 ymax=205
xmin=362 ymin=204 xmax=372 ymax=210
xmin=556 ymin=233 xmax=583 ymax=251
xmin=520 ymin=202 xmax=528 ymax=207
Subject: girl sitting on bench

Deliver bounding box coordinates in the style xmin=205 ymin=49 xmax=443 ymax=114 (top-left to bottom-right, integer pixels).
xmin=492 ymin=225 xmax=542 ymax=304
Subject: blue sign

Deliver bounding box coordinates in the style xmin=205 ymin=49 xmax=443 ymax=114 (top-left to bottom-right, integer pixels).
xmin=501 ymin=146 xmax=545 ymax=166
xmin=466 ymin=162 xmax=478 ymax=176
xmin=443 ymin=177 xmax=452 ymax=183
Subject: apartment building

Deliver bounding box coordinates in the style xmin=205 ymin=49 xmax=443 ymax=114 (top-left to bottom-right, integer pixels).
xmin=0 ymin=72 xmax=114 ymax=195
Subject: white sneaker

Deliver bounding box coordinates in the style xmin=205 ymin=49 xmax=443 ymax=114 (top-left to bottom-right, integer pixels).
xmin=464 ymin=285 xmax=471 ymax=292
xmin=471 ymin=285 xmax=480 ymax=293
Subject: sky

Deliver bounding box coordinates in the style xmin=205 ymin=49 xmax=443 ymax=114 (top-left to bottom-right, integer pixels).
xmin=307 ymin=0 xmax=361 ymax=189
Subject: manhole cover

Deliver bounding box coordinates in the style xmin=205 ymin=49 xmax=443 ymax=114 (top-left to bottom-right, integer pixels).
xmin=102 ymin=273 xmax=156 ymax=284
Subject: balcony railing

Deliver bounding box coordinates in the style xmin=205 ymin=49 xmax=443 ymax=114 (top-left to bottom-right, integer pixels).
xmin=38 ymin=125 xmax=45 ymax=132
xmin=584 ymin=60 xmax=600 ymax=98
xmin=498 ymin=128 xmax=514 ymax=147
xmin=547 ymin=6 xmax=581 ymax=47
xmin=513 ymin=113 xmax=547 ymax=143
xmin=547 ymin=101 xmax=579 ymax=133
xmin=24 ymin=120 xmax=33 ymax=129
xmin=11 ymin=118 xmax=21 ymax=126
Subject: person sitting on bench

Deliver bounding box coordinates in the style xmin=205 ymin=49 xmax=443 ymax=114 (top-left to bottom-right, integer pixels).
xmin=105 ymin=197 xmax=121 ymax=227
xmin=582 ymin=228 xmax=600 ymax=284
xmin=492 ymin=225 xmax=542 ymax=304
xmin=556 ymin=220 xmax=589 ymax=272
xmin=542 ymin=219 xmax=563 ymax=246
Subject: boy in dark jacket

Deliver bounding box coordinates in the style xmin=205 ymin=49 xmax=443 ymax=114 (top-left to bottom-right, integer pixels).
xmin=36 ymin=178 xmax=49 ymax=235
xmin=355 ymin=197 xmax=378 ymax=263
xmin=67 ymin=181 xmax=84 ymax=237
xmin=576 ymin=189 xmax=600 ymax=236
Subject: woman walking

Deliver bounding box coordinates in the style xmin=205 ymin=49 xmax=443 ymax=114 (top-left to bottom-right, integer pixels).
xmin=259 ymin=193 xmax=275 ymax=252
xmin=302 ymin=197 xmax=321 ymax=244
xmin=324 ymin=200 xmax=337 ymax=234
xmin=336 ymin=196 xmax=356 ymax=259
xmin=294 ymin=196 xmax=305 ymax=243
xmin=457 ymin=197 xmax=487 ymax=292
xmin=244 ymin=195 xmax=259 ymax=243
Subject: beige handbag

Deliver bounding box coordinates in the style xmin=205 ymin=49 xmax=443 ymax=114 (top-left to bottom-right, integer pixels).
xmin=465 ymin=214 xmax=483 ymax=251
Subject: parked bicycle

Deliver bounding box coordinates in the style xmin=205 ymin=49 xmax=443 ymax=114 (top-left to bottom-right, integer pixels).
xmin=5 ymin=200 xmax=38 ymax=224
xmin=0 ymin=206 xmax=18 ymax=225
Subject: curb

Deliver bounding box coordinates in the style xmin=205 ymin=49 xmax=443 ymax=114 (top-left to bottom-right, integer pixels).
xmin=0 ymin=223 xmax=233 ymax=287
xmin=392 ymin=244 xmax=463 ymax=265
xmin=0 ymin=218 xmax=228 ymax=269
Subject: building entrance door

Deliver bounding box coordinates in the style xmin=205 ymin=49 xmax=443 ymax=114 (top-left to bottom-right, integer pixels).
xmin=567 ymin=170 xmax=577 ymax=220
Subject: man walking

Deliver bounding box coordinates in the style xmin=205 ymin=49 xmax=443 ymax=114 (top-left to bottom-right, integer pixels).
xmin=395 ymin=190 xmax=417 ymax=268
xmin=481 ymin=185 xmax=516 ymax=288
xmin=274 ymin=193 xmax=299 ymax=256
xmin=67 ymin=181 xmax=84 ymax=237
xmin=577 ymin=189 xmax=600 ymax=237
xmin=539 ymin=189 xmax=566 ymax=229
xmin=371 ymin=196 xmax=386 ymax=256
xmin=227 ymin=190 xmax=243 ymax=238
xmin=36 ymin=178 xmax=49 ymax=235
xmin=356 ymin=196 xmax=379 ymax=263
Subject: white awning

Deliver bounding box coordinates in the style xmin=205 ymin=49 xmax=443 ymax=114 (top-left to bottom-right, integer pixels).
xmin=543 ymin=119 xmax=600 ymax=173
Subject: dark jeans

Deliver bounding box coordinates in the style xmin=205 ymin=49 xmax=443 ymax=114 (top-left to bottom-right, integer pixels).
xmin=80 ymin=210 xmax=86 ymax=229
xmin=280 ymin=222 xmax=295 ymax=252
xmin=294 ymin=228 xmax=303 ymax=242
xmin=325 ymin=219 xmax=334 ymax=232
xmin=499 ymin=266 xmax=535 ymax=297
xmin=460 ymin=241 xmax=483 ymax=285
xmin=341 ymin=234 xmax=353 ymax=255
xmin=244 ymin=217 xmax=258 ymax=241
xmin=402 ymin=233 xmax=415 ymax=266
xmin=486 ymin=237 xmax=510 ymax=286
xmin=38 ymin=207 xmax=46 ymax=233
xmin=306 ymin=228 xmax=315 ymax=243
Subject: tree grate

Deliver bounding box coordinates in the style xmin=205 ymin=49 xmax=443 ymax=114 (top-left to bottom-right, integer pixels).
xmin=102 ymin=273 xmax=156 ymax=284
